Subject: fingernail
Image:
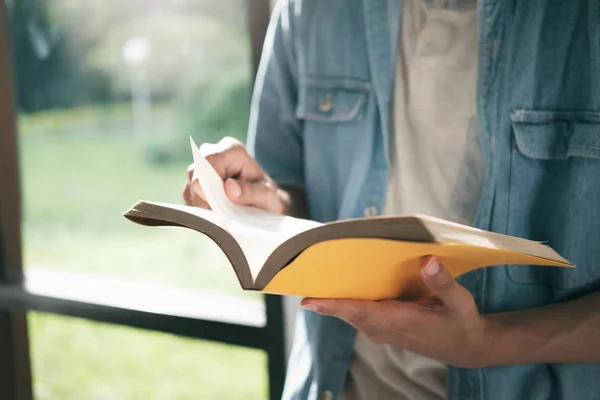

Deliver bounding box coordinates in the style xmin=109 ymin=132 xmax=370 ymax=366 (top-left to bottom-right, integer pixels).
xmin=302 ymin=304 xmax=319 ymax=312
xmin=425 ymin=257 xmax=440 ymax=276
xmin=227 ymin=179 xmax=241 ymax=198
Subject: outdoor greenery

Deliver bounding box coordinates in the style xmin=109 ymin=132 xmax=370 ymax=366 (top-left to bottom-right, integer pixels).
xmin=8 ymin=0 xmax=249 ymax=111
xmin=29 ymin=313 xmax=267 ymax=400
xmin=11 ymin=0 xmax=266 ymax=398
xmin=19 ymin=116 xmax=248 ymax=291
xmin=19 ymin=104 xmax=265 ymax=399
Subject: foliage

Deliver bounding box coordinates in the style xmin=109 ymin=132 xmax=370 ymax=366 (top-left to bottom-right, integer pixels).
xmin=145 ymin=63 xmax=252 ymax=165
xmin=85 ymin=11 xmax=249 ymax=99
xmin=178 ymin=66 xmax=252 ymax=142
xmin=7 ymin=0 xmax=249 ymax=113
xmin=6 ymin=0 xmax=112 ymax=112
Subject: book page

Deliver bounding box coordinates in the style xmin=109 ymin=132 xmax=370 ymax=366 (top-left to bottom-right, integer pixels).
xmin=190 ymin=138 xmax=322 ymax=278
xmin=420 ymin=216 xmax=571 ymax=264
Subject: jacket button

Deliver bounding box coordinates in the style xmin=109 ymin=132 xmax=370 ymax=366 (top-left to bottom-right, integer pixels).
xmin=319 ymin=97 xmax=333 ymax=112
xmin=320 ymin=390 xmax=334 ymax=400
xmin=363 ymin=205 xmax=378 ymax=217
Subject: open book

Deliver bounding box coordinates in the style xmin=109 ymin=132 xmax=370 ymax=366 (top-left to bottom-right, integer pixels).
xmin=123 ymin=138 xmax=573 ymax=301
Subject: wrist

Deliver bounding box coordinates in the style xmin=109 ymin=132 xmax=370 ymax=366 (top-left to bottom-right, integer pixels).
xmin=481 ymin=312 xmax=542 ymax=367
xmin=478 ymin=316 xmax=512 ymax=367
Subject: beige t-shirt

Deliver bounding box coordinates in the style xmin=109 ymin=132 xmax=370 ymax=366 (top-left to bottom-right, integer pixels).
xmin=341 ymin=0 xmax=480 ymax=399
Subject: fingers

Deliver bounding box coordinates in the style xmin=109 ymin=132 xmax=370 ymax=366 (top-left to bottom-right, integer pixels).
xmin=187 ymin=163 xmax=195 ymax=182
xmin=182 ymin=181 xmax=210 ymax=208
xmin=182 ymin=163 xmax=209 ymax=208
xmin=224 ymin=178 xmax=286 ymax=214
xmin=182 ymin=182 xmax=192 ymax=205
xmin=184 ymin=138 xmax=283 ymax=212
xmin=300 ymin=298 xmax=402 ymax=339
xmin=420 ymin=256 xmax=475 ymax=314
xmin=184 ymin=166 xmax=284 ymax=213
xmin=205 ymin=138 xmax=265 ymax=181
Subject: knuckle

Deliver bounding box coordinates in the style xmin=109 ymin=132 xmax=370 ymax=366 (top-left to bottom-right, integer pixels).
xmin=227 ymin=144 xmax=249 ymax=161
xmin=221 ymin=137 xmax=246 ymax=152
xmin=204 ymin=152 xmax=221 ymax=165
xmin=220 ymin=136 xmax=243 ymax=147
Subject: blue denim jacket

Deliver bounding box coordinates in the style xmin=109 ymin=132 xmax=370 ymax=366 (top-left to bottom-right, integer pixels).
xmin=247 ymin=1 xmax=600 ymax=399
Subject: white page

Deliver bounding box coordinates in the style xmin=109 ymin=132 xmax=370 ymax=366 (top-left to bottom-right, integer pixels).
xmin=421 ymin=216 xmax=570 ymax=264
xmin=190 ymin=138 xmax=322 ymax=279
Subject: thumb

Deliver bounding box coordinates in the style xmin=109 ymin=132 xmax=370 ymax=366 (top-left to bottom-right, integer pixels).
xmin=420 ymin=256 xmax=474 ymax=313
xmin=224 ymin=178 xmax=286 ymax=214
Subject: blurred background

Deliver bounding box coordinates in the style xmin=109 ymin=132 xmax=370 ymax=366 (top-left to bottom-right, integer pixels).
xmin=3 ymin=0 xmax=279 ymax=398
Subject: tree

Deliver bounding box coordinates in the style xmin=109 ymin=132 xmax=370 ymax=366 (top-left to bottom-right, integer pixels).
xmin=6 ymin=0 xmax=110 ymax=112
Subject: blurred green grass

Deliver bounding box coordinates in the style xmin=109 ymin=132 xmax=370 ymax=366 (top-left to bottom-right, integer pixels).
xmin=19 ymin=114 xmax=248 ymax=294
xmin=18 ymin=106 xmax=266 ymax=399
xmin=29 ymin=312 xmax=267 ymax=400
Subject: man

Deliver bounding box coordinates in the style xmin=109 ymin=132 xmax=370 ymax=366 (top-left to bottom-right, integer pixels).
xmin=183 ymin=1 xmax=600 ymax=399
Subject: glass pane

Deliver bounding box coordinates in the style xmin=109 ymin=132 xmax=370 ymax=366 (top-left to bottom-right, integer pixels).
xmin=29 ymin=312 xmax=267 ymax=399
xmin=10 ymin=0 xmax=255 ymax=297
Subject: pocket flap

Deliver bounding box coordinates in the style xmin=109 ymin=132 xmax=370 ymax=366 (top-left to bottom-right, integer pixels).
xmin=295 ymin=77 xmax=370 ymax=122
xmin=511 ymin=109 xmax=600 ymax=160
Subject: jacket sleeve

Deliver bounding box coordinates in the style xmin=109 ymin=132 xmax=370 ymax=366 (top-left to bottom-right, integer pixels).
xmin=246 ymin=0 xmax=304 ymax=190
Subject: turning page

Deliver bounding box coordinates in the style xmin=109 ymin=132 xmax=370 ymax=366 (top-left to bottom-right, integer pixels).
xmin=190 ymin=138 xmax=321 ymax=278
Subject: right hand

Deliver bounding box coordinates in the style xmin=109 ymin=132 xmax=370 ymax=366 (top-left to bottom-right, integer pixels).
xmin=182 ymin=137 xmax=293 ymax=215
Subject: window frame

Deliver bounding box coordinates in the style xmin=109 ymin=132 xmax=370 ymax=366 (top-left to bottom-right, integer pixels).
xmin=0 ymin=1 xmax=285 ymax=399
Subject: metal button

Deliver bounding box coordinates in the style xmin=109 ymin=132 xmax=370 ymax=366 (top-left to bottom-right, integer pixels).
xmin=319 ymin=97 xmax=333 ymax=112
xmin=320 ymin=390 xmax=334 ymax=400
xmin=363 ymin=205 xmax=378 ymax=217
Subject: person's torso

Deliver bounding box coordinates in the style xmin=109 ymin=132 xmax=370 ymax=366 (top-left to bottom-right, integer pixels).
xmin=280 ymin=1 xmax=600 ymax=399
xmin=342 ymin=0 xmax=478 ymax=399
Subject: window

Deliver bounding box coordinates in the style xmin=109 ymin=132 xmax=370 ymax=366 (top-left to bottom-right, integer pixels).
xmin=16 ymin=0 xmax=252 ymax=294
xmin=0 ymin=1 xmax=285 ymax=399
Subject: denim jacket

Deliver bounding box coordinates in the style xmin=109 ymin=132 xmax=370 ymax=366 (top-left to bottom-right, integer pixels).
xmin=247 ymin=1 xmax=600 ymax=399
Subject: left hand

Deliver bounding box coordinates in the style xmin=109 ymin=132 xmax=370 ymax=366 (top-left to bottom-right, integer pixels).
xmin=301 ymin=256 xmax=495 ymax=368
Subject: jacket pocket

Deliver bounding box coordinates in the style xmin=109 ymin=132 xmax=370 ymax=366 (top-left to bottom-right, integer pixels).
xmin=506 ymin=109 xmax=600 ymax=289
xmin=295 ymin=77 xmax=370 ymax=122
xmin=294 ymin=77 xmax=373 ymax=221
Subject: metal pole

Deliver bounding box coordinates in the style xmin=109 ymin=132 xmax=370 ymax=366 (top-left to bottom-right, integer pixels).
xmin=0 ymin=2 xmax=33 ymax=399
